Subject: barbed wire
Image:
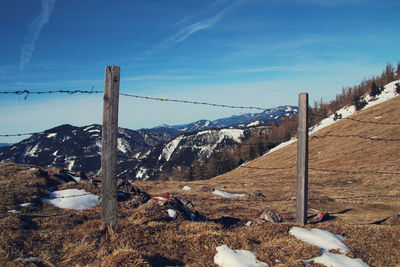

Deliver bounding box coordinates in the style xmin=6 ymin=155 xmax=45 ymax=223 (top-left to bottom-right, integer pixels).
xmin=240 ymin=165 xmax=295 ymax=171
xmin=0 ymin=89 xmax=102 ymax=100
xmin=0 ymin=89 xmax=267 ymax=110
xmin=326 ymin=193 xmax=400 ymax=201
xmin=342 ymin=117 xmax=400 ymax=125
xmin=309 ymin=167 xmax=400 ymax=176
xmin=0 ymin=132 xmax=44 ymax=137
xmin=119 ymin=92 xmax=266 ymax=110
xmin=309 ymin=111 xmax=400 ymax=125
xmin=310 ymin=134 xmax=400 ymax=142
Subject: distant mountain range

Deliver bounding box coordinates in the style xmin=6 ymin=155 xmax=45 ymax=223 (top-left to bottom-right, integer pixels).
xmin=147 ymin=105 xmax=298 ymax=135
xmin=0 ymin=105 xmax=298 ymax=180
xmin=0 ymin=124 xmax=172 ymax=174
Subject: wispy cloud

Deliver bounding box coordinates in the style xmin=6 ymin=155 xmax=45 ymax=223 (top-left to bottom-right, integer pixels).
xmin=164 ymin=13 xmax=223 ymax=45
xmin=162 ymin=0 xmax=244 ymax=46
xmin=171 ymin=16 xmax=193 ymax=27
xmin=137 ymin=1 xmax=245 ymax=61
xmin=20 ymin=0 xmax=56 ymax=72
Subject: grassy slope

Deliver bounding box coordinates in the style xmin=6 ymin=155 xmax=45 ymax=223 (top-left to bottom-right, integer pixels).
xmin=0 ymin=95 xmax=399 ymax=266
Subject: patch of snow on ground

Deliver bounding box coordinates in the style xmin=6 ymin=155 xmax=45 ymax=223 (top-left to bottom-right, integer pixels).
xmin=167 ymin=209 xmax=177 ymax=219
xmin=312 ymin=251 xmax=369 ymax=267
xmin=8 ymin=210 xmax=21 ymax=214
xmin=265 ymin=137 xmax=297 ymax=155
xmin=289 ymin=227 xmax=349 ymax=253
xmin=213 ymin=189 xmax=245 ymax=198
xmin=245 ymin=221 xmax=252 ymax=226
xmin=310 ymin=80 xmax=398 ymax=135
xmin=309 ymin=105 xmax=356 ymax=134
xmin=182 ymin=186 xmax=192 ymax=191
xmin=290 ymin=227 xmax=369 ymax=267
xmin=19 ymin=202 xmax=33 ymax=207
xmin=47 ymin=133 xmax=57 ymax=138
xmin=42 ymin=189 xmax=100 ymax=210
xmin=214 ymin=244 xmax=268 ymax=267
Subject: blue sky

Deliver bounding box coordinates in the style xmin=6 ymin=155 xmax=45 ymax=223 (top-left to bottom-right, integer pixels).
xmin=1 ymin=0 xmax=399 ymax=143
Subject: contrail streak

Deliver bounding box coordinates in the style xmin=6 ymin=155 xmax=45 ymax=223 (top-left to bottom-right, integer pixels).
xmin=20 ymin=0 xmax=56 ymax=72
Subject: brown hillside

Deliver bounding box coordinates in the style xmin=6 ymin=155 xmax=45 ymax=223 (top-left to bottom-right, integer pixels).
xmin=138 ymin=95 xmax=400 ymax=225
xmin=0 ymin=95 xmax=399 ymax=266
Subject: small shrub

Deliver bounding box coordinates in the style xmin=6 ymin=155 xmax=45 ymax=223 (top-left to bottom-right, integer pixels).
xmin=370 ymin=81 xmax=381 ymax=97
xmin=353 ymin=96 xmax=368 ymax=111
xmin=395 ymin=83 xmax=400 ymax=94
xmin=333 ymin=112 xmax=342 ymax=121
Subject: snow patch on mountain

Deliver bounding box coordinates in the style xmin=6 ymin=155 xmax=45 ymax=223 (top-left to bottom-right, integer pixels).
xmin=117 ymin=138 xmax=129 ymax=153
xmin=66 ymin=159 xmax=75 ymax=170
xmin=219 ymin=129 xmax=244 ymax=143
xmin=136 ymin=167 xmax=149 ymax=180
xmin=83 ymin=125 xmax=95 ymax=131
xmin=27 ymin=144 xmax=39 ymax=157
xmin=247 ymin=121 xmax=260 ymax=127
xmin=159 ymin=135 xmax=184 ymax=161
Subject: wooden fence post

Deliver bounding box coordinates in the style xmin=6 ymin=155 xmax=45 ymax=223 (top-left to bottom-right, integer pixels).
xmin=296 ymin=93 xmax=309 ymax=225
xmin=101 ymin=66 xmax=120 ymax=228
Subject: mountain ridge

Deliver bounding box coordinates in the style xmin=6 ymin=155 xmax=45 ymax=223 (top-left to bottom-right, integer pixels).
xmin=0 ymin=104 xmax=298 ymax=180
xmin=147 ymin=105 xmax=297 ymax=135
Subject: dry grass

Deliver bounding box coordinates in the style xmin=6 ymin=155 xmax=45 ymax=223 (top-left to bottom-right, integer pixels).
xmin=0 ymin=96 xmax=400 ymax=266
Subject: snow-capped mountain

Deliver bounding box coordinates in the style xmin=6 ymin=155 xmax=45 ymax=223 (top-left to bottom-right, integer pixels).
xmin=117 ymin=126 xmax=271 ymax=180
xmin=0 ymin=124 xmax=173 ymax=174
xmin=0 ymin=104 xmax=297 ymax=180
xmin=148 ymin=105 xmax=298 ymax=136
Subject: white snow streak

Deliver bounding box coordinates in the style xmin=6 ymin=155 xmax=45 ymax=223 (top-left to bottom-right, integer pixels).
xmin=27 ymin=144 xmax=39 ymax=157
xmin=159 ymin=135 xmax=184 ymax=161
xmin=290 ymin=227 xmax=369 ymax=267
xmin=213 ymin=189 xmax=245 ymax=198
xmin=42 ymin=189 xmax=100 ymax=210
xmin=247 ymin=121 xmax=260 ymax=127
xmin=289 ymin=227 xmax=349 ymax=254
xmin=214 ymin=244 xmax=268 ymax=267
xmin=167 ymin=209 xmax=177 ymax=219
